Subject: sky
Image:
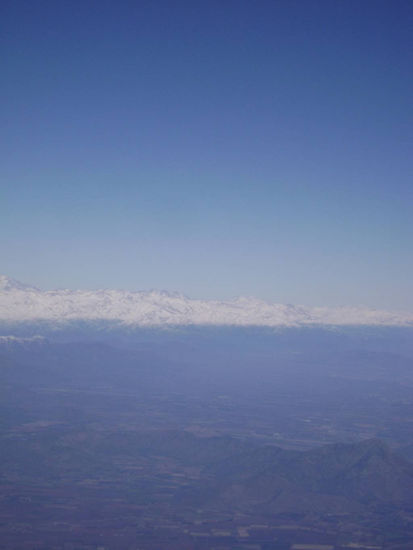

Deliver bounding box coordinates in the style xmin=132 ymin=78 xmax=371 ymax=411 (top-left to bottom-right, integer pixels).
xmin=1 ymin=0 xmax=413 ymax=309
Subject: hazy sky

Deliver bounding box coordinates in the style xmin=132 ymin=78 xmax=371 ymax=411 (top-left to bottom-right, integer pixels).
xmin=2 ymin=0 xmax=412 ymax=309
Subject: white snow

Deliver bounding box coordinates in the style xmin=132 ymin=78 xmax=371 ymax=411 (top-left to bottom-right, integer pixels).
xmin=0 ymin=275 xmax=412 ymax=327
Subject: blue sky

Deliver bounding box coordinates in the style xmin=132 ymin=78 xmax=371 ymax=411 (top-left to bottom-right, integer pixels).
xmin=1 ymin=0 xmax=412 ymax=309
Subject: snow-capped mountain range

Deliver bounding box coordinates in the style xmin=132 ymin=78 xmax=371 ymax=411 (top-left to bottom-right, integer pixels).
xmin=0 ymin=275 xmax=412 ymax=328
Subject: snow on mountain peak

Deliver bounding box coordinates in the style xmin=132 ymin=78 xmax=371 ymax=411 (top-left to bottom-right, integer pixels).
xmin=0 ymin=276 xmax=412 ymax=328
xmin=0 ymin=275 xmax=38 ymax=292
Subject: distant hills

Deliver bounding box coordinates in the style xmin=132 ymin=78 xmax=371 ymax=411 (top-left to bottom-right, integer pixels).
xmin=96 ymin=431 xmax=413 ymax=515
xmin=1 ymin=275 xmax=413 ymax=328
xmin=206 ymin=437 xmax=413 ymax=516
xmin=2 ymin=421 xmax=412 ymax=533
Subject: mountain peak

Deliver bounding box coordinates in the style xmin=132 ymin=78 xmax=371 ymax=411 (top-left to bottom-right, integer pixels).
xmin=0 ymin=275 xmax=38 ymax=292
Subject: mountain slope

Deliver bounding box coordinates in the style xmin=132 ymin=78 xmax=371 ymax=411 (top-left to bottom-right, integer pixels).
xmin=201 ymin=438 xmax=413 ymax=516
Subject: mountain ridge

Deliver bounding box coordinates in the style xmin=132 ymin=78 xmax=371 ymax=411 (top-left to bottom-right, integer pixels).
xmin=1 ymin=275 xmax=413 ymax=327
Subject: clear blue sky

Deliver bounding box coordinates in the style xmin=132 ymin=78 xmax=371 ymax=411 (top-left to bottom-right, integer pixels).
xmin=1 ymin=0 xmax=412 ymax=309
